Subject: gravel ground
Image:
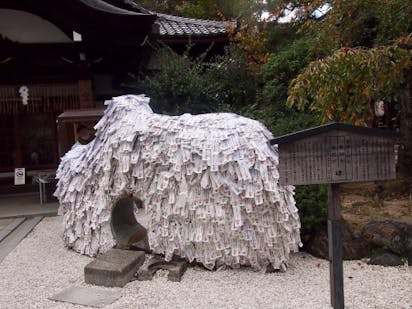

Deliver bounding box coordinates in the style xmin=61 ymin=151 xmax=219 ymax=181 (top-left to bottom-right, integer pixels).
xmin=0 ymin=216 xmax=410 ymax=309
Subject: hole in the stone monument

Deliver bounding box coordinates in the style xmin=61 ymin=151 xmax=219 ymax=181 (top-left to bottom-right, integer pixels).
xmin=111 ymin=197 xmax=149 ymax=252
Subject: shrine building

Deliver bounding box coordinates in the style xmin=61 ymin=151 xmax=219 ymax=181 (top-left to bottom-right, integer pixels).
xmin=0 ymin=0 xmax=232 ymax=193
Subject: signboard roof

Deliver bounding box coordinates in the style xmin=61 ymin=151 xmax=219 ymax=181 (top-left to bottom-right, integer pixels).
xmin=272 ymin=123 xmax=399 ymax=186
xmin=270 ymin=122 xmax=400 ymax=145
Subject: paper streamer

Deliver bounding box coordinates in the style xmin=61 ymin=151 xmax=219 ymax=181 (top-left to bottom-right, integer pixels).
xmin=55 ymin=95 xmax=302 ymax=271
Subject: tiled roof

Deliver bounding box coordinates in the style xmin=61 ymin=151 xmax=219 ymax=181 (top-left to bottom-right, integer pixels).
xmin=114 ymin=0 xmax=234 ymax=38
xmin=154 ymin=13 xmax=234 ymax=37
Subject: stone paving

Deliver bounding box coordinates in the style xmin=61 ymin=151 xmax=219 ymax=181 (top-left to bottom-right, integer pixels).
xmin=0 ymin=218 xmax=14 ymax=232
xmin=0 ymin=193 xmax=58 ymax=219
xmin=0 ymin=193 xmax=58 ymax=263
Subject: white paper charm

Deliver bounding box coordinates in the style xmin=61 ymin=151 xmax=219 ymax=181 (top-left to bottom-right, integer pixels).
xmin=54 ymin=94 xmax=302 ymax=271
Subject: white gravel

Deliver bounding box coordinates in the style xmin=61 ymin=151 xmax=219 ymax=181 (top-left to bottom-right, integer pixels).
xmin=0 ymin=216 xmax=410 ymax=309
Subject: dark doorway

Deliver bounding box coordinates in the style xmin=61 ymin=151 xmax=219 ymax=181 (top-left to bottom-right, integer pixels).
xmin=111 ymin=197 xmax=148 ymax=251
xmin=0 ymin=113 xmax=58 ymax=172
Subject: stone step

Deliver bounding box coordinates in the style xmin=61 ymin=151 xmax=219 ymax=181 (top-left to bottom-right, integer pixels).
xmin=84 ymin=249 xmax=145 ymax=287
xmin=0 ymin=216 xmax=43 ymax=263
xmin=0 ymin=217 xmax=26 ymax=243
xmin=137 ymin=255 xmax=188 ymax=282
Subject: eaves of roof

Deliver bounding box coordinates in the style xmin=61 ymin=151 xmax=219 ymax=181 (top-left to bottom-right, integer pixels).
xmin=154 ymin=13 xmax=234 ymax=38
xmin=109 ymin=0 xmax=234 ymax=39
xmin=270 ymin=122 xmax=400 ymax=145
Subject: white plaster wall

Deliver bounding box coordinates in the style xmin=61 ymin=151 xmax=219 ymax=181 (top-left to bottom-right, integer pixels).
xmin=0 ymin=9 xmax=72 ymax=43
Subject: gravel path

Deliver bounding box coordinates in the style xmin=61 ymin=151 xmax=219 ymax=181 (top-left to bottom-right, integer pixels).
xmin=0 ymin=216 xmax=410 ymax=309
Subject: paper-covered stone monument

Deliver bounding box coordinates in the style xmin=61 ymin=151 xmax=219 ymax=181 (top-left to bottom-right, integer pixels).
xmin=54 ymin=95 xmax=302 ymax=271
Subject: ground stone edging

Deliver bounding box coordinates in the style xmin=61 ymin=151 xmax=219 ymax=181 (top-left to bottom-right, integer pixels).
xmin=305 ymin=219 xmax=412 ymax=266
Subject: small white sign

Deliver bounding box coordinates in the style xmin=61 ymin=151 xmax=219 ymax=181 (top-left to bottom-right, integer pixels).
xmin=14 ymin=168 xmax=25 ymax=185
xmin=374 ymin=100 xmax=385 ymax=117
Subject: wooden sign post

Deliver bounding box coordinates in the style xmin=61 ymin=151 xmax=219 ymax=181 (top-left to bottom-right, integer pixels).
xmin=270 ymin=123 xmax=399 ymax=309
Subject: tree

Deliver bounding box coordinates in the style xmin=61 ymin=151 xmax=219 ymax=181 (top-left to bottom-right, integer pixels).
xmin=284 ymin=0 xmax=412 ymax=179
xmin=136 ymin=0 xmax=267 ymax=21
xmin=287 ymin=44 xmax=411 ymax=125
xmin=139 ymin=46 xmax=257 ymax=115
xmin=257 ymin=34 xmax=321 ymax=136
xmin=135 ymin=0 xmax=182 ymax=15
xmin=267 ymin=0 xmax=412 ymax=51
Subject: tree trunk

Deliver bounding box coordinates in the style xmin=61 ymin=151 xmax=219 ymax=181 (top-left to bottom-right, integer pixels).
xmin=398 ymin=68 xmax=412 ymax=187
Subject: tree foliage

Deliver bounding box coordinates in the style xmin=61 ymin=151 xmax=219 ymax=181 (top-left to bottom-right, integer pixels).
xmin=139 ymin=46 xmax=257 ymax=115
xmin=278 ymin=1 xmax=412 ymax=126
xmin=175 ymin=0 xmax=263 ymax=20
xmin=294 ymin=184 xmax=328 ymax=234
xmin=287 ymin=44 xmax=411 ymax=125
xmin=174 ymin=0 xmax=220 ymax=20
xmin=283 ymin=0 xmax=412 ymax=179
xmin=135 ymin=0 xmax=181 ymax=15
xmin=134 ymin=0 xmax=412 ymax=234
xmin=263 ymin=35 xmax=317 ymax=103
xmin=308 ymin=0 xmax=412 ymax=48
xmin=136 ymin=0 xmax=267 ymax=21
xmin=256 ymin=34 xmax=321 ymax=135
xmin=271 ymin=0 xmax=412 ymax=44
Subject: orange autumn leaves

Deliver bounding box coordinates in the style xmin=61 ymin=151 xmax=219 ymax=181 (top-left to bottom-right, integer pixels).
xmin=287 ymin=43 xmax=412 ymax=125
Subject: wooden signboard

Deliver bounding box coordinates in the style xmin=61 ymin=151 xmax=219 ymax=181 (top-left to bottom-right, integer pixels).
xmin=276 ymin=131 xmax=397 ymax=186
xmin=270 ymin=123 xmax=399 ymax=309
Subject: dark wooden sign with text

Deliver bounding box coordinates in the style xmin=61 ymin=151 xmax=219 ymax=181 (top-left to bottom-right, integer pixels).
xmin=277 ymin=131 xmax=397 ymax=186
xmin=270 ymin=123 xmax=399 ymax=309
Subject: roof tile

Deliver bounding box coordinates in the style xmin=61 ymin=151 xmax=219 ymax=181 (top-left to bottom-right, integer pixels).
xmin=154 ymin=13 xmax=233 ymax=37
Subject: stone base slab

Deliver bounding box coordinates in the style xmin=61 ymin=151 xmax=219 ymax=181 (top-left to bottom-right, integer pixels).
xmin=85 ymin=249 xmax=145 ymax=287
xmin=137 ymin=255 xmax=188 ymax=282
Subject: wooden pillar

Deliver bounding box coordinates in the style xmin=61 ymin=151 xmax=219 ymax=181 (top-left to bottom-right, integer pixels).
xmin=13 ymin=114 xmax=22 ymax=167
xmin=78 ymin=80 xmax=94 ymax=109
xmin=328 ymin=183 xmax=344 ymax=309
xmin=51 ymin=113 xmax=59 ymax=163
xmin=57 ymin=120 xmax=78 ymax=159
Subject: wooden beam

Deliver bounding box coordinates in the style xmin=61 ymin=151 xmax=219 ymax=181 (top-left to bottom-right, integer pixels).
xmin=51 ymin=113 xmax=59 ymax=164
xmin=78 ymin=80 xmax=94 ymax=108
xmin=13 ymin=114 xmax=22 ymax=167
xmin=328 ymin=183 xmax=344 ymax=309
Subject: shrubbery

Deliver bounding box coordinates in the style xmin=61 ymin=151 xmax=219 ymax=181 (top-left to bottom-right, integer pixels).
xmin=294 ymin=184 xmax=328 ymax=236
xmin=139 ymin=46 xmax=257 ymax=115
xmin=138 ymin=40 xmax=328 ymax=235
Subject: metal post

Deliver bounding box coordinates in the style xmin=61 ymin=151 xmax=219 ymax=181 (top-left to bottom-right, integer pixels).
xmin=328 ymin=183 xmax=344 ymax=309
xmin=39 ymin=179 xmax=44 ymax=205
